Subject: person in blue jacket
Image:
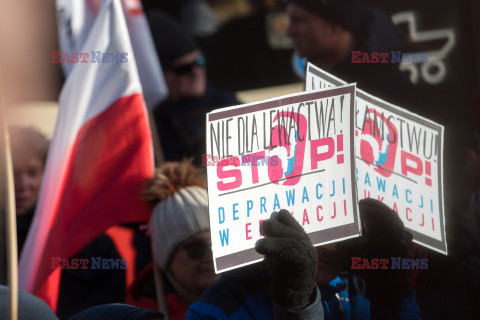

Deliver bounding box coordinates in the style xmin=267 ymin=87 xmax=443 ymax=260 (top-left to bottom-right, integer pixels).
xmin=186 ymin=199 xmax=421 ymax=319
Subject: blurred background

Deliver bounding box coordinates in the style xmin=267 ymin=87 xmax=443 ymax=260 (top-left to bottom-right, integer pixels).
xmin=1 ymin=0 xmax=479 ymax=206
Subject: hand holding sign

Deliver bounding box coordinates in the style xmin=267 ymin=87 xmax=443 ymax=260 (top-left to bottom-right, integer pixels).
xmin=350 ymin=199 xmax=413 ymax=307
xmin=255 ymin=209 xmax=318 ymax=310
xmin=306 ymin=62 xmax=446 ymax=255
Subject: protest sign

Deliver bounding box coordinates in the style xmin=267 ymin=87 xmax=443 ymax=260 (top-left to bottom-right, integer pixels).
xmin=306 ymin=63 xmax=446 ymax=255
xmin=206 ymin=84 xmax=361 ymax=273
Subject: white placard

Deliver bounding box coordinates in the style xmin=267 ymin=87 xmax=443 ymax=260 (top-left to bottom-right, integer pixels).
xmin=206 ymin=84 xmax=361 ymax=273
xmin=306 ymin=63 xmax=446 ymax=255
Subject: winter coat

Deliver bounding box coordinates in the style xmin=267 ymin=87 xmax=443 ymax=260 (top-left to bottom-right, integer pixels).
xmin=186 ymin=267 xmax=421 ymax=320
xmin=153 ymin=86 xmax=240 ymax=166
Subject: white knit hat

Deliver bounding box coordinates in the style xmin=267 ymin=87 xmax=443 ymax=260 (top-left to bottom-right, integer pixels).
xmin=149 ymin=186 xmax=210 ymax=269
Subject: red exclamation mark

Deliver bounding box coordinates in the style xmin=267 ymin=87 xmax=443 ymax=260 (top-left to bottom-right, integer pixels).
xmin=425 ymin=161 xmax=432 ymax=186
xmin=337 ymin=134 xmax=344 ymax=164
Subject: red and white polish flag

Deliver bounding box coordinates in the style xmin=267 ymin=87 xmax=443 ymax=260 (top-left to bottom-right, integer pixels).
xmin=19 ymin=0 xmax=154 ymax=310
xmin=56 ymin=0 xmax=168 ymax=108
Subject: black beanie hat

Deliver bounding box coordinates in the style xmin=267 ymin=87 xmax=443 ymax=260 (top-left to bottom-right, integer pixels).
xmin=287 ymin=0 xmax=360 ymax=32
xmin=146 ymin=10 xmax=199 ymax=69
xmin=68 ymin=303 xmax=166 ymax=320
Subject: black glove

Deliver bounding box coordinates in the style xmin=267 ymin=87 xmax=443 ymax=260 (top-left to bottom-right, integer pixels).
xmin=255 ymin=209 xmax=318 ymax=310
xmin=351 ymin=198 xmax=413 ymax=303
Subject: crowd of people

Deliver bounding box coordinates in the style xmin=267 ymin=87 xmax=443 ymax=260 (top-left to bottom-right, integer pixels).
xmin=4 ymin=0 xmax=480 ymax=319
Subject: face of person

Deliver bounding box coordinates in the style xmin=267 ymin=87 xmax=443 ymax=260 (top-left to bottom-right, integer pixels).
xmin=315 ymin=242 xmax=348 ymax=286
xmin=13 ymin=151 xmax=44 ymax=215
xmin=164 ymin=50 xmax=207 ymax=100
xmin=168 ymin=231 xmax=219 ymax=298
xmin=286 ymin=3 xmax=337 ymax=62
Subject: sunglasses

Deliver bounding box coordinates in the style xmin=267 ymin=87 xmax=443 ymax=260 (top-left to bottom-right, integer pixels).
xmin=170 ymin=55 xmax=206 ymax=75
xmin=180 ymin=238 xmax=212 ymax=260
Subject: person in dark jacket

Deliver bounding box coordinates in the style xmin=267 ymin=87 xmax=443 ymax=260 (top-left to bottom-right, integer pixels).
xmin=186 ymin=199 xmax=421 ymax=319
xmin=147 ymin=11 xmax=240 ymax=166
xmin=286 ymin=0 xmax=425 ymax=113
xmin=55 ymin=234 xmax=127 ymax=319
xmin=408 ymin=205 xmax=480 ymax=320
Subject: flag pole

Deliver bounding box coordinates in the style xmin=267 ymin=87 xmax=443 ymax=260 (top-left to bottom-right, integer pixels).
xmin=148 ymin=115 xmax=168 ymax=316
xmin=148 ymin=111 xmax=165 ymax=167
xmin=0 ymin=66 xmax=18 ymax=320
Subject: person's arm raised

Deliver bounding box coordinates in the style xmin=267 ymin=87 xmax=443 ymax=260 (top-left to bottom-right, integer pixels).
xmin=256 ymin=209 xmax=324 ymax=320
